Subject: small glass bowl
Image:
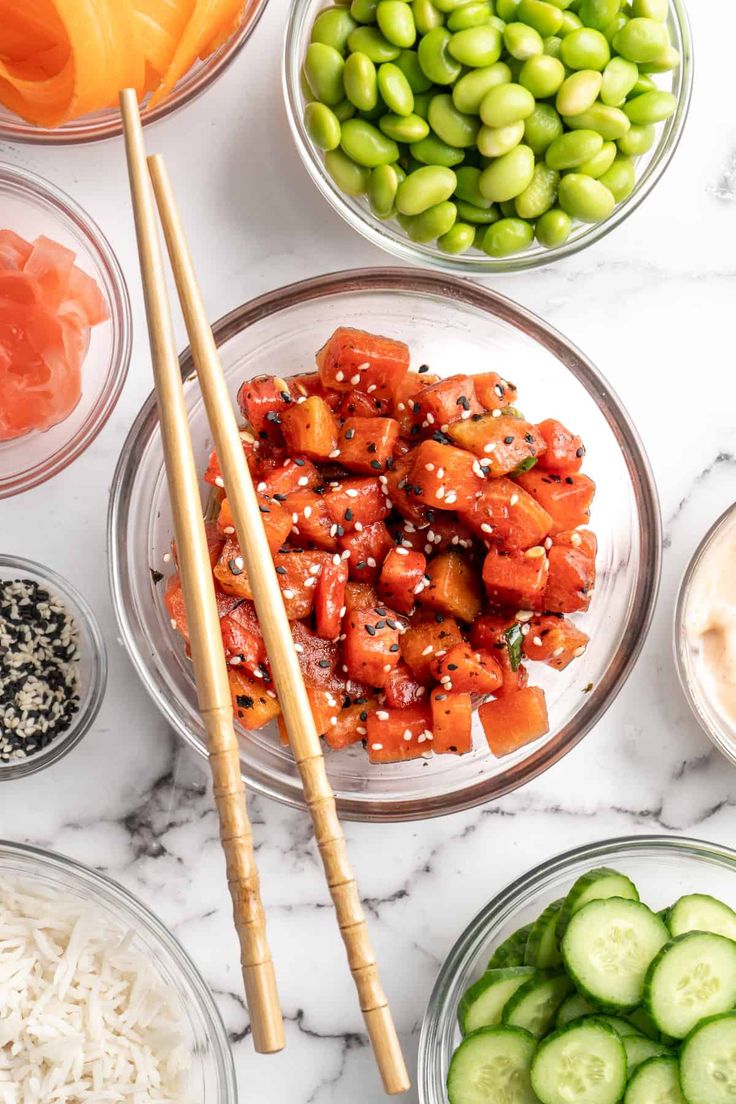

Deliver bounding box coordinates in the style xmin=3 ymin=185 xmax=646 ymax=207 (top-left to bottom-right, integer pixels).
xmin=283 ymin=1 xmax=693 ymax=275
xmin=0 ymin=840 xmax=237 ymax=1101
xmin=419 ymin=834 xmax=736 ymax=1104
xmin=0 ymin=164 xmax=131 ymax=498
xmin=0 ymin=1 xmax=270 ymax=145
xmin=674 ymin=501 xmax=736 ymax=766
xmin=0 ymin=554 xmax=107 ymax=780
xmin=108 ymin=267 xmax=661 ymax=822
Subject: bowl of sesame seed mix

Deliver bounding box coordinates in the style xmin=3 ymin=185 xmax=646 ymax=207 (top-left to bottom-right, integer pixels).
xmin=108 ymin=268 xmax=661 ymax=822
xmin=0 ymin=555 xmax=106 ymax=779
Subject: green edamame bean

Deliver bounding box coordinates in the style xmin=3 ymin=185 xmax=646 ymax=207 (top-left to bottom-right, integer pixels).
xmin=434 ymin=0 xmax=473 ymax=12
xmin=482 ymin=217 xmax=535 ymax=255
xmin=325 ymin=148 xmax=371 ymax=193
xmin=413 ymin=90 xmax=432 ymax=117
xmin=410 ymin=132 xmax=466 ymax=164
xmin=542 ymin=0 xmax=575 ymax=10
xmin=396 ymin=48 xmax=433 ymax=91
xmin=448 ymin=25 xmax=503 ymax=66
xmin=396 ymin=164 xmax=458 ymax=212
xmin=558 ymin=172 xmax=615 ymax=220
xmin=379 ymin=111 xmax=430 ymax=139
xmin=347 ymin=25 xmax=402 ymax=60
xmin=455 ymin=198 xmax=500 ymax=222
xmin=343 ymin=52 xmax=378 ymax=110
xmin=515 ymin=162 xmax=559 ymax=217
xmin=311 ymin=7 xmax=359 ymax=52
xmin=545 ymin=128 xmax=602 ymax=168
xmin=447 ymin=2 xmax=494 ymax=31
xmin=504 ymin=22 xmax=544 ymax=59
xmin=519 ymin=54 xmax=565 ymax=97
xmin=377 ymin=0 xmax=417 ymax=47
xmin=640 ymin=46 xmax=680 ymax=74
xmin=603 ymin=13 xmax=628 ymax=44
xmin=452 ymin=62 xmax=512 ymax=113
xmin=359 ymin=94 xmax=389 ymax=119
xmin=564 ymin=102 xmax=630 ymax=138
xmin=438 ymin=222 xmax=476 ymax=252
xmin=597 ymin=155 xmax=635 ymax=201
xmin=616 ymin=122 xmax=654 ymax=156
xmin=480 ymin=82 xmax=535 ymax=127
xmin=368 ymin=163 xmax=400 ymax=216
xmin=333 ymin=98 xmax=357 ymax=121
xmin=524 ymin=102 xmax=564 ymax=153
xmin=341 ymin=118 xmax=399 ymax=165
xmin=612 ymin=17 xmax=668 ymax=63
xmin=407 ymin=199 xmax=457 ymax=240
xmin=555 ymin=70 xmax=602 ymax=116
xmin=560 ymin=27 xmax=610 ymax=69
xmin=535 ymin=206 xmax=571 ymax=246
xmin=454 ymin=165 xmax=494 ymax=206
xmin=600 ymin=56 xmax=638 ymax=105
xmin=631 ymin=0 xmax=668 ymax=19
xmin=350 ymin=0 xmax=378 ymax=22
xmin=628 ymin=73 xmax=656 ymax=96
xmin=499 ymin=198 xmax=519 ymax=217
xmin=479 ymin=143 xmax=535 ymax=200
xmin=577 ymin=0 xmax=619 ymax=32
xmin=304 ymin=43 xmax=346 ymax=105
xmin=418 ymin=27 xmax=463 ymax=82
xmin=378 ymin=61 xmax=415 ymax=113
xmin=304 ymin=102 xmax=342 ymax=150
xmin=558 ymin=10 xmax=582 ymax=34
xmin=429 ymin=93 xmax=481 ymax=146
xmin=577 ymin=139 xmax=616 ymax=177
xmin=543 ymin=34 xmax=563 ymax=57
xmin=623 ymin=89 xmax=676 ymax=124
xmin=489 ymin=15 xmax=507 ymax=33
xmin=496 ymin=0 xmax=520 ymax=20
xmin=412 ymin=0 xmax=444 ymax=34
xmin=477 ymin=119 xmax=525 ymax=156
xmin=517 ymin=0 xmax=563 ymax=36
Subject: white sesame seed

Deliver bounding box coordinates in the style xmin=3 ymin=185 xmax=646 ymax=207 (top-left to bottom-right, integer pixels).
xmin=424 ymin=544 xmax=432 ymax=555
xmin=309 ymin=564 xmax=321 ymax=575
xmin=436 ymin=486 xmax=445 ymax=500
xmin=481 ymin=523 xmax=493 ymax=535
xmin=376 ymin=710 xmax=389 ymax=720
xmin=461 ymin=410 xmax=472 ymax=420
xmin=292 ymin=513 xmax=299 ymax=524
xmin=215 ymin=476 xmax=224 ymax=488
xmin=257 ymin=481 xmax=266 ymax=492
xmin=346 ymin=488 xmax=359 ymax=497
xmin=298 ymin=476 xmax=309 ymax=487
xmin=355 ymin=521 xmax=364 ymax=532
xmin=532 ymin=636 xmax=543 ymax=647
xmin=350 ymin=373 xmax=360 ymax=385
xmin=366 ymin=557 xmax=376 ymax=567
xmin=339 ymin=606 xmax=347 ymax=618
xmin=445 ymin=492 xmax=457 ymax=505
xmin=492 ymin=408 xmax=501 ymax=418
xmin=357 ymin=361 xmax=370 ymax=371
xmin=330 ymin=524 xmax=338 ymax=537
xmin=384 ymin=663 xmax=392 ymax=672
xmin=403 ymin=729 xmax=413 ymax=742
xmin=425 ymin=463 xmax=435 ymax=472
xmin=367 ymin=384 xmax=377 ymax=393
xmin=440 ymin=423 xmax=449 ymax=433
xmin=223 ymin=526 xmax=235 ymax=535
xmin=357 ymin=726 xmax=367 ymax=735
xmin=305 ymin=577 xmax=317 ymax=588
xmin=571 ymin=532 xmax=582 ymax=546
xmin=510 ymin=494 xmax=519 ymax=507
xmin=426 ymin=413 xmax=435 ymax=425
xmin=573 ymin=644 xmax=587 ymax=657
xmin=294 ymin=642 xmax=304 ymax=653
xmin=328 ymin=449 xmax=341 ymax=459
xmin=163 ymin=552 xmax=172 ymax=563
xmin=332 ymin=553 xmax=342 ymax=565
xmin=418 ymin=733 xmax=426 ymax=743
xmin=437 ymin=468 xmax=445 ymax=479
xmin=384 ymin=499 xmax=393 ymax=510
xmin=483 ymin=443 xmax=497 ymax=454
xmin=553 ymin=646 xmax=565 ymax=657
xmin=397 ymin=402 xmax=406 ymax=412
xmin=521 ymin=623 xmax=530 ymax=636
xmin=396 ymin=547 xmax=409 ymax=557
xmin=283 ymin=588 xmax=295 ymax=599
xmin=544 ymin=537 xmax=553 ymax=550
xmin=229 ymin=657 xmax=241 ymax=666
xmin=516 ymin=610 xmax=534 ymax=622
xmin=170 ymin=617 xmax=177 ymax=630
xmin=525 ymin=546 xmax=546 ymax=559
xmin=421 ymin=645 xmax=434 ymax=656
xmin=371 ymin=743 xmax=383 ymax=751
xmin=335 ymin=370 xmax=344 ymax=382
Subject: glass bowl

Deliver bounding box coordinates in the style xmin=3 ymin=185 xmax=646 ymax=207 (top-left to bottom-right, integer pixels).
xmin=108 ymin=267 xmax=661 ymax=822
xmin=0 ymin=1 xmax=270 ymax=145
xmin=674 ymin=501 xmax=736 ymax=767
xmin=0 ymin=554 xmax=107 ymax=780
xmin=283 ymin=1 xmax=693 ymax=275
xmin=419 ymin=834 xmax=736 ymax=1104
xmin=0 ymin=839 xmax=237 ymax=1101
xmin=0 ymin=164 xmax=131 ymax=498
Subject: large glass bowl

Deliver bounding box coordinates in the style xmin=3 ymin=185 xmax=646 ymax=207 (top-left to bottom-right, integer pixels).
xmin=0 ymin=0 xmax=269 ymax=145
xmin=419 ymin=835 xmax=736 ymax=1104
xmin=0 ymin=840 xmax=237 ymax=1101
xmin=283 ymin=1 xmax=693 ymax=275
xmin=108 ymin=268 xmax=661 ymax=822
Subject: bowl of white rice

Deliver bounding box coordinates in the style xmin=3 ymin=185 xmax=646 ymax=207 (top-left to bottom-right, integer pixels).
xmin=0 ymin=840 xmax=236 ymax=1103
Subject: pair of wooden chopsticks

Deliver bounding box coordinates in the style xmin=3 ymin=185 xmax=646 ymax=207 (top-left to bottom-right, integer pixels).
xmin=119 ymin=90 xmax=409 ymax=1095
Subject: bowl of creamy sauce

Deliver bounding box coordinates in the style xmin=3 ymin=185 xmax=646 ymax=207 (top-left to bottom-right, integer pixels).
xmin=675 ymin=502 xmax=736 ymax=763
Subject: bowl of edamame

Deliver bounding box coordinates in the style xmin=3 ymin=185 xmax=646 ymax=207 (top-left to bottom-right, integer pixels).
xmin=284 ymin=0 xmax=692 ymax=273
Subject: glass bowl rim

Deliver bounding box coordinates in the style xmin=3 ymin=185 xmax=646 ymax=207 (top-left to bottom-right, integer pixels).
xmin=282 ymin=0 xmax=694 ymax=276
xmin=0 ymin=553 xmax=108 ymax=780
xmin=107 ymin=265 xmax=662 ymax=822
xmin=418 ymin=832 xmax=736 ymax=1104
xmin=0 ymin=837 xmax=238 ymax=1099
xmin=0 ymin=162 xmax=132 ymax=498
xmin=0 ymin=0 xmax=270 ymax=147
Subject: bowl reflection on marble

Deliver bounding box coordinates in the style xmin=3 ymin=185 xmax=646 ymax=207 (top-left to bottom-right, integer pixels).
xmin=418 ymin=835 xmax=736 ymax=1104
xmin=108 ymin=268 xmax=661 ymax=822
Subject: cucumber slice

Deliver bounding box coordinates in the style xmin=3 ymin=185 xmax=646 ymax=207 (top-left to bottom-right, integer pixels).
xmin=626 ymin=1007 xmax=661 ymax=1040
xmin=503 ymin=972 xmax=573 ymax=1038
xmin=558 ymin=868 xmax=640 ymax=938
xmin=447 ymin=1025 xmax=539 ymax=1104
xmin=488 ymin=924 xmax=534 ymax=969
xmin=531 ymin=1019 xmax=627 ymax=1104
xmin=679 ymin=1012 xmax=736 ymax=1104
xmin=667 ymin=894 xmax=736 ymax=942
xmin=526 ymin=901 xmax=563 ymax=969
xmin=556 ymin=992 xmax=596 ymax=1028
xmin=459 ymin=967 xmax=538 ymax=1035
xmin=562 ymin=898 xmax=668 ymax=1011
xmin=595 ymin=1015 xmax=643 ymax=1038
xmin=644 ymin=931 xmax=736 ymax=1039
xmin=622 ymin=1035 xmax=669 ymax=1075
xmin=623 ymin=1056 xmax=684 ymax=1104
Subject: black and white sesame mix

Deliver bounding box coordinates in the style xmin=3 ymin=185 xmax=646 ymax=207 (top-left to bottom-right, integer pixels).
xmin=0 ymin=579 xmax=80 ymax=763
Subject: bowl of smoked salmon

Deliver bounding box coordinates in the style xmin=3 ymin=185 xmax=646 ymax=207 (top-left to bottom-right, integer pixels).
xmin=0 ymin=164 xmax=131 ymax=498
xmin=108 ymin=268 xmax=660 ymax=822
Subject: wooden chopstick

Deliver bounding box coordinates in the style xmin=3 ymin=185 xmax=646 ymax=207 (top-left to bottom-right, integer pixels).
xmin=146 ymin=152 xmax=411 ymax=1096
xmin=119 ymin=89 xmax=285 ymax=1057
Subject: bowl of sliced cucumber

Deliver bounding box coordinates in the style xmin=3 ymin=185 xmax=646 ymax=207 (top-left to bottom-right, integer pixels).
xmin=419 ymin=835 xmax=736 ymax=1104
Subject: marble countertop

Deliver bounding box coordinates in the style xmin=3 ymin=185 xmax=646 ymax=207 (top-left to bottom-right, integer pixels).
xmin=2 ymin=2 xmax=736 ymax=1100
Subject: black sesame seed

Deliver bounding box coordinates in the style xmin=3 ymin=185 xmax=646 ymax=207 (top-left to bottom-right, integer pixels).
xmin=370 ymin=460 xmax=382 ymax=470
xmin=365 ymin=624 xmax=377 ymax=636
xmin=503 ymin=436 xmax=514 ymax=445
xmin=418 ymin=364 xmax=430 ymax=374
xmin=294 ymin=457 xmax=306 ymax=466
xmin=344 ymin=509 xmax=353 ymax=521
xmin=389 ymin=643 xmax=399 ymax=653
xmin=275 ymin=566 xmax=287 ymax=575
xmin=228 ymin=558 xmax=243 ymax=575
xmin=576 ymin=446 xmax=585 ymax=457
xmin=318 ymin=659 xmax=330 ymax=668
xmin=565 ymin=476 xmax=574 ymax=484
xmin=258 ymin=504 xmax=270 ymax=514
xmin=345 ymin=428 xmax=356 ymax=440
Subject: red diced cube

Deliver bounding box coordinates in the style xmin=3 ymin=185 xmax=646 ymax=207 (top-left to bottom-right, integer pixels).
xmin=523 ymin=614 xmax=589 ymax=669
xmin=431 ymin=642 xmax=503 ymax=694
xmin=409 ymin=440 xmax=482 ymax=511
xmin=378 ymin=547 xmax=427 ymax=614
xmin=324 ymin=478 xmax=390 ymax=532
xmin=482 ymin=545 xmax=549 ymax=610
xmin=339 ymin=520 xmax=394 ymax=583
xmin=338 ymin=416 xmax=400 ymax=474
xmin=544 ymin=546 xmax=595 ymax=613
xmin=431 ymin=689 xmax=473 ymax=754
xmin=536 ymin=418 xmax=585 ymax=474
xmin=314 ymin=555 xmax=349 ymax=640
xmin=343 ymin=605 xmax=401 ymax=687
xmin=317 ymin=327 xmax=410 ymax=399
xmin=460 ymin=476 xmax=552 ymax=550
xmin=366 ymin=704 xmax=433 ymax=763
xmin=479 ymin=686 xmax=549 ymax=756
xmin=414 ymin=375 xmax=483 ymax=429
xmin=515 ymin=470 xmax=595 ymax=534
xmin=280 ymin=395 xmax=339 ymax=461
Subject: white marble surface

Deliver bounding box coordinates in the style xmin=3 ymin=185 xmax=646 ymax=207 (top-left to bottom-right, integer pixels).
xmin=2 ymin=2 xmax=736 ymax=1100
